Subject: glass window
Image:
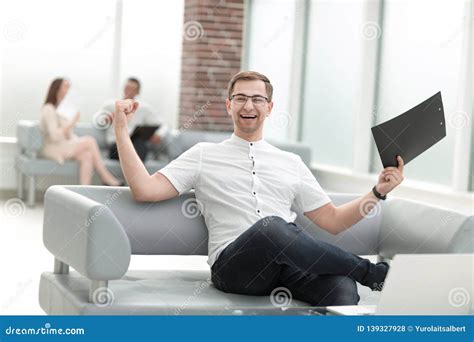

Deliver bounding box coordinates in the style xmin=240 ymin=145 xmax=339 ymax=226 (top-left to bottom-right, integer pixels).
xmin=372 ymin=0 xmax=465 ymax=185
xmin=300 ymin=0 xmax=365 ymax=168
xmin=0 ymin=0 xmax=116 ymax=137
xmin=120 ymin=0 xmax=184 ymax=127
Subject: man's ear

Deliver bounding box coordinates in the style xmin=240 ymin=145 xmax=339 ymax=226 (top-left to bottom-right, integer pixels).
xmin=266 ymin=101 xmax=274 ymax=116
xmin=225 ymin=98 xmax=232 ymax=115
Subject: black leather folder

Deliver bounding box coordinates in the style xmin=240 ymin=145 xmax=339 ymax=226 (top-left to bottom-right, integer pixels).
xmin=371 ymin=92 xmax=446 ymax=168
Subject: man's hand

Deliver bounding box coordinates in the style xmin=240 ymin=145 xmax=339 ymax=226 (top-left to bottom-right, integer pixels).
xmin=113 ymin=99 xmax=139 ymax=129
xmin=376 ymin=155 xmax=404 ymax=196
xmin=149 ymin=134 xmax=161 ymax=145
xmin=63 ymin=112 xmax=80 ymax=139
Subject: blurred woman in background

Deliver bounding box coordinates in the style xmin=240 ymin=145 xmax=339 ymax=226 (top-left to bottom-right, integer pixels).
xmin=40 ymin=78 xmax=123 ymax=186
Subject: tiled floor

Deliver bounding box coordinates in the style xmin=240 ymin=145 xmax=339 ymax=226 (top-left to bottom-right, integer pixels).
xmin=0 ymin=197 xmax=210 ymax=315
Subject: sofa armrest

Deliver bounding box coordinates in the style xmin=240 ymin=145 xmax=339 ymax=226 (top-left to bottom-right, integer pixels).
xmin=46 ymin=186 xmax=209 ymax=256
xmin=378 ymin=197 xmax=471 ymax=259
xmin=17 ymin=120 xmax=43 ymax=156
xmin=43 ymin=186 xmax=131 ymax=280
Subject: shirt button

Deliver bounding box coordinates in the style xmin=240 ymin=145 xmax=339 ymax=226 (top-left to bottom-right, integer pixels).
xmin=252 ymin=171 xmax=256 ymax=175
xmin=250 ymin=143 xmax=253 ymax=146
xmin=252 ymin=191 xmax=256 ymax=196
xmin=256 ymin=209 xmax=261 ymax=214
xmin=250 ymin=155 xmax=254 ymax=159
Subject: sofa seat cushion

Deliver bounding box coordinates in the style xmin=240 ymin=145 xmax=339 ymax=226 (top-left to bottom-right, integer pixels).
xmin=39 ymin=270 xmax=310 ymax=315
xmin=16 ymin=155 xmax=79 ymax=176
xmin=39 ymin=266 xmax=380 ymax=315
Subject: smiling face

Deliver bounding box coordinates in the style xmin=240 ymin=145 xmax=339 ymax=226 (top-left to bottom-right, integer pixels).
xmin=226 ymin=79 xmax=273 ymax=141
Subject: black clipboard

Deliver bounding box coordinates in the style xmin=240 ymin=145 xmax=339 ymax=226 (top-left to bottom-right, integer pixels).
xmin=371 ymin=92 xmax=446 ymax=168
xmin=130 ymin=125 xmax=160 ymax=141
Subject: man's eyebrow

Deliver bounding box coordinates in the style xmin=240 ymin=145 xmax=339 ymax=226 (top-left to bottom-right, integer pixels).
xmin=231 ymin=93 xmax=267 ymax=97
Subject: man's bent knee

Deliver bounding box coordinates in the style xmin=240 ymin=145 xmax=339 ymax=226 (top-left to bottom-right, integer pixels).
xmin=322 ymin=276 xmax=360 ymax=306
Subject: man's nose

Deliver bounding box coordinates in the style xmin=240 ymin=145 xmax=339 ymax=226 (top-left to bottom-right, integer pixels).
xmin=243 ymin=98 xmax=255 ymax=110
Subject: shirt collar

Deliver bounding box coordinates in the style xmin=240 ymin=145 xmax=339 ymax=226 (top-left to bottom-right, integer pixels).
xmin=230 ymin=133 xmax=266 ymax=148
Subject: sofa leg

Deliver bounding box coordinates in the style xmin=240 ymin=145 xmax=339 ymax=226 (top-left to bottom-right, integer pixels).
xmin=27 ymin=175 xmax=36 ymax=207
xmin=53 ymin=258 xmax=69 ymax=274
xmin=89 ymin=280 xmax=110 ymax=305
xmin=17 ymin=171 xmax=24 ymax=199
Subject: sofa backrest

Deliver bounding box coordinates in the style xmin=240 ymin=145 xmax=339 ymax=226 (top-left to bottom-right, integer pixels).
xmin=68 ymin=186 xmax=209 ymax=256
xmin=16 ymin=120 xmax=109 ymax=154
xmin=67 ymin=187 xmax=381 ymax=256
xmin=74 ymin=123 xmax=108 ymax=148
xmin=47 ymin=186 xmax=472 ymax=264
xmin=378 ymin=198 xmax=473 ymax=258
xmin=294 ymin=193 xmax=384 ymax=256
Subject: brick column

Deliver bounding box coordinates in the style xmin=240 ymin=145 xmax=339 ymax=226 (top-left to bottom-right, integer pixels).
xmin=179 ymin=0 xmax=244 ymax=131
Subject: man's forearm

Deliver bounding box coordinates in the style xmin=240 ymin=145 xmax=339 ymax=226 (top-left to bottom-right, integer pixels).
xmin=114 ymin=125 xmax=151 ymax=195
xmin=332 ymin=190 xmax=381 ymax=234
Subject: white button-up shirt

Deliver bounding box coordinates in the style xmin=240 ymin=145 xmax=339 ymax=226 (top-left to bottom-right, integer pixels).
xmin=159 ymin=134 xmax=331 ymax=266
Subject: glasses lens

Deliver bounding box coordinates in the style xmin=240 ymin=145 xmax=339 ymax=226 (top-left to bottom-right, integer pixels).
xmin=252 ymin=97 xmax=266 ymax=105
xmin=233 ymin=95 xmax=247 ymax=104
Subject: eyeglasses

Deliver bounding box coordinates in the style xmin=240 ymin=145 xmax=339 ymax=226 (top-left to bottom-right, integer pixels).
xmin=230 ymin=94 xmax=269 ymax=106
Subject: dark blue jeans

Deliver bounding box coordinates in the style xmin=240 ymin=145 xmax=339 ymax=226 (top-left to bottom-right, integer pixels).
xmin=211 ymin=216 xmax=388 ymax=306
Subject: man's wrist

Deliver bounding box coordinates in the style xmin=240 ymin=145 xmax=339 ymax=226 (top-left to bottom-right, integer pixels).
xmin=114 ymin=124 xmax=128 ymax=134
xmin=372 ymin=185 xmax=387 ymax=200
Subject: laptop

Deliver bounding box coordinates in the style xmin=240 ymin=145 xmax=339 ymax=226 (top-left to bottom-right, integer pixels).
xmin=327 ymin=254 xmax=473 ymax=315
xmin=130 ymin=125 xmax=160 ymax=141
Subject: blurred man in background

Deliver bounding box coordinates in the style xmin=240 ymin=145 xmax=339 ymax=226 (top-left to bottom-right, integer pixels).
xmin=99 ymin=77 xmax=166 ymax=161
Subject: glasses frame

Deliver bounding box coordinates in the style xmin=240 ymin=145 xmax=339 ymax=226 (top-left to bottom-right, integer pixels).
xmin=230 ymin=94 xmax=269 ymax=106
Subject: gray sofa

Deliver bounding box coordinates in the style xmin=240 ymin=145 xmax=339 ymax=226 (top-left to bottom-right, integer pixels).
xmin=39 ymin=185 xmax=473 ymax=315
xmin=15 ymin=121 xmax=312 ymax=206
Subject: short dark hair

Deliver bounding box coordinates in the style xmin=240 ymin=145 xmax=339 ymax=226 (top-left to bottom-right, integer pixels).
xmin=227 ymin=71 xmax=273 ymax=101
xmin=127 ymin=77 xmax=141 ymax=93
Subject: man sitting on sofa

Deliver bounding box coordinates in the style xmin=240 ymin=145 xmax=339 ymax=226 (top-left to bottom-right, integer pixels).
xmin=111 ymin=71 xmax=405 ymax=306
xmin=100 ymin=77 xmax=165 ymax=161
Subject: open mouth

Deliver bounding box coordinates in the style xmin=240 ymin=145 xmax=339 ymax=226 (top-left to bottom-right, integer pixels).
xmin=239 ymin=114 xmax=257 ymax=120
